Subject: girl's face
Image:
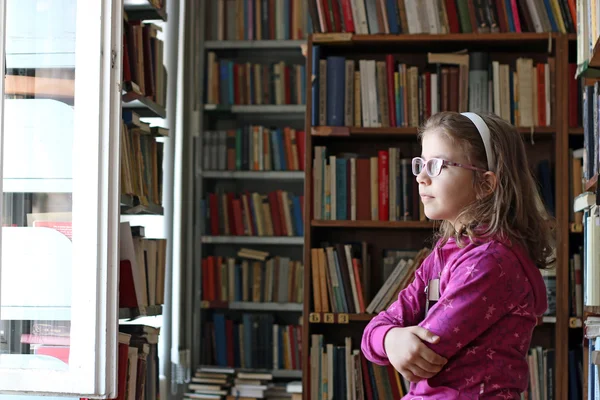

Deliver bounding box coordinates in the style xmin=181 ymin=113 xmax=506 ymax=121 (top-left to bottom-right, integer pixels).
xmin=416 ymin=129 xmax=478 ymax=226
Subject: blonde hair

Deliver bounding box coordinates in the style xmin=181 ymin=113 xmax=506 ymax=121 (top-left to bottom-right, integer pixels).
xmin=419 ymin=111 xmax=556 ymax=269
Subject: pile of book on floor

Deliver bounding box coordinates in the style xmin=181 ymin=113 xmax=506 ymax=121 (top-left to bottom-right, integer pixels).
xmin=185 ymin=368 xmax=298 ymax=400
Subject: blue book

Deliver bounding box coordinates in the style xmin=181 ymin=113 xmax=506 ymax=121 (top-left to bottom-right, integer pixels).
xmin=542 ymin=0 xmax=558 ymax=31
xmin=326 ymin=56 xmax=346 ymax=126
xmin=213 ymin=313 xmax=228 ymax=367
xmin=277 ymin=129 xmax=287 ymax=170
xmin=292 ymin=196 xmax=303 ymax=236
xmin=385 ymin=0 xmax=400 ymax=33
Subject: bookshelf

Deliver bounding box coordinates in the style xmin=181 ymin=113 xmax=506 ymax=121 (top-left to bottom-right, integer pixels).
xmin=115 ymin=0 xmax=169 ymax=399
xmin=191 ymin=2 xmax=310 ymax=397
xmin=573 ymin=1 xmax=600 ymax=397
xmin=302 ymin=29 xmax=574 ymax=400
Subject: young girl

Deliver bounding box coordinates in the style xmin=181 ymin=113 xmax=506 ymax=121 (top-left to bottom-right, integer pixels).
xmin=361 ymin=111 xmax=554 ymax=399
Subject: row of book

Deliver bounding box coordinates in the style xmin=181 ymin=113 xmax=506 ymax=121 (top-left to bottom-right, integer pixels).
xmin=201 ymin=253 xmax=304 ymax=304
xmin=525 ymin=346 xmax=556 ymax=400
xmin=201 ymin=313 xmax=302 ymax=372
xmin=33 ymin=323 xmax=160 ymax=400
xmin=202 ymin=190 xmax=304 ymax=237
xmin=307 ymin=0 xmax=577 ymax=34
xmin=569 ymin=247 xmax=583 ymax=318
xmin=119 ymin=221 xmax=167 ymax=309
xmin=310 ymin=243 xmax=429 ymax=314
xmin=123 ymin=18 xmax=166 ymax=108
xmin=312 ymin=49 xmax=555 ymax=128
xmin=200 ymin=127 xmax=306 ymax=172
xmin=186 ymin=367 xmax=300 ymax=400
xmin=205 ymin=0 xmax=310 ymax=41
xmin=313 ymin=146 xmax=556 ymax=222
xmin=121 ymin=111 xmax=167 ymax=208
xmin=309 ymin=334 xmax=411 ymax=400
xmin=206 ymin=53 xmax=306 ymax=106
xmin=313 ymin=147 xmax=425 ymax=222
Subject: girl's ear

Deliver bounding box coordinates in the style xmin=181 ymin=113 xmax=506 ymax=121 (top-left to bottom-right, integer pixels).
xmin=478 ymin=171 xmax=497 ymax=198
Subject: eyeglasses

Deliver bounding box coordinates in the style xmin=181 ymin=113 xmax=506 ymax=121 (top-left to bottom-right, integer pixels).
xmin=412 ymin=157 xmax=487 ymax=177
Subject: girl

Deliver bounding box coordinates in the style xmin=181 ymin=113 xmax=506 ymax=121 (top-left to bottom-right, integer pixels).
xmin=361 ymin=111 xmax=554 ymax=399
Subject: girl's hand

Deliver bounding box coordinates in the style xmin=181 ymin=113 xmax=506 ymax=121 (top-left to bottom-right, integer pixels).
xmin=384 ymin=326 xmax=448 ymax=382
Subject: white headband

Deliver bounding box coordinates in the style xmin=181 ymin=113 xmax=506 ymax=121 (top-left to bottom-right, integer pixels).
xmin=460 ymin=112 xmax=494 ymax=171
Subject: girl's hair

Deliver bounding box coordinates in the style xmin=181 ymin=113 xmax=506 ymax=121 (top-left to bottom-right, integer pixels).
xmin=418 ymin=111 xmax=556 ymax=269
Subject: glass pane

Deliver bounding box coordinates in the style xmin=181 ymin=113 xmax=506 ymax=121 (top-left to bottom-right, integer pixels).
xmin=0 ymin=0 xmax=76 ymax=370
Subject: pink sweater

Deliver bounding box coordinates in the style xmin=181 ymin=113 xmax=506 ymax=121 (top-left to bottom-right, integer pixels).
xmin=361 ymin=237 xmax=548 ymax=399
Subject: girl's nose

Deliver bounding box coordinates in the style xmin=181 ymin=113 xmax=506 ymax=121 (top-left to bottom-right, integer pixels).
xmin=416 ymin=169 xmax=430 ymax=185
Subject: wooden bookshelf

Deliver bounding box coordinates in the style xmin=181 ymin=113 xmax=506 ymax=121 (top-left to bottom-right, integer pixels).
xmin=302 ymin=32 xmax=572 ymax=400
xmin=204 ymin=40 xmax=305 ymax=50
xmin=313 ymin=32 xmax=562 ymax=45
xmin=312 ymin=126 xmax=558 ymax=137
xmin=310 ymin=220 xmax=436 ymax=229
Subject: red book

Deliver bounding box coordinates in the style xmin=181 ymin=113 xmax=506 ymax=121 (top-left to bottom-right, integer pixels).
xmin=385 ymin=55 xmax=397 ymax=127
xmin=232 ymin=198 xmax=245 ymax=236
xmin=378 ymin=151 xmax=389 ymax=221
xmin=226 ymin=192 xmax=236 ymax=235
xmin=356 ymin=158 xmax=371 ymax=221
xmin=339 ymin=0 xmax=355 ymax=32
xmin=445 ymin=0 xmax=461 ymax=33
xmin=510 ymin=0 xmax=521 ymax=32
xmin=537 ymin=64 xmax=546 ymax=126
xmin=119 ymin=260 xmax=138 ymax=308
xmin=320 ymin=0 xmax=333 ymax=32
xmin=296 ymin=130 xmax=306 ymax=171
xmin=268 ymin=192 xmax=283 ymax=236
xmin=360 ymin=354 xmax=374 ymax=400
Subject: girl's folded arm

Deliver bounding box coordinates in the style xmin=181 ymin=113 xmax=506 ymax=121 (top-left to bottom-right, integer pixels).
xmin=417 ymin=252 xmax=523 ymax=360
xmin=360 ymin=262 xmax=429 ymax=365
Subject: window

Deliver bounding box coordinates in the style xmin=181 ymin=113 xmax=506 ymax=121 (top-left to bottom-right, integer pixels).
xmin=0 ymin=0 xmax=121 ymax=396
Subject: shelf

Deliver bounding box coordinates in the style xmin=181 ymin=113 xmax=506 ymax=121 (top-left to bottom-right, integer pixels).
xmin=205 ymin=40 xmax=305 ymax=50
xmin=586 ymin=174 xmax=598 ymax=191
xmin=570 ymin=127 xmax=584 ymax=135
xmin=311 ymin=126 xmax=557 ymax=137
xmin=308 ymin=312 xmax=374 ymax=324
xmin=198 ymin=366 xmax=302 ymax=379
xmin=123 ymin=92 xmax=166 ymax=118
xmin=311 ymin=220 xmax=435 ymax=229
xmin=200 ymin=236 xmax=304 ymax=245
xmin=313 ymin=32 xmax=560 ymax=45
xmin=119 ymin=304 xmax=163 ymax=320
xmin=203 ymin=104 xmax=305 ymax=114
xmin=124 ymin=0 xmax=167 ymax=21
xmin=200 ymin=170 xmax=305 ymax=180
xmin=200 ymin=301 xmax=302 ymax=312
xmin=122 ymin=200 xmax=164 ymax=215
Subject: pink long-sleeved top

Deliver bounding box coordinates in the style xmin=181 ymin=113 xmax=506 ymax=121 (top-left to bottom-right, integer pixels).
xmin=361 ymin=236 xmax=548 ymax=399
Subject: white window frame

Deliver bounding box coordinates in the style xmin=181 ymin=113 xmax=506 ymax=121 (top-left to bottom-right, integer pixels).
xmin=0 ymin=0 xmax=121 ymax=396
